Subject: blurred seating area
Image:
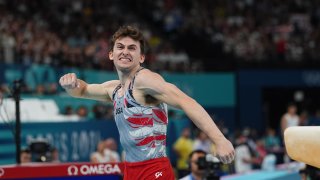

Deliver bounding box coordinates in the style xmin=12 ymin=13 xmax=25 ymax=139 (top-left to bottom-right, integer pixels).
xmin=1 ymin=0 xmax=320 ymax=72
xmin=1 ymin=1 xmax=320 ymax=179
xmin=0 ymin=97 xmax=115 ymax=122
xmin=132 ymin=0 xmax=320 ymax=70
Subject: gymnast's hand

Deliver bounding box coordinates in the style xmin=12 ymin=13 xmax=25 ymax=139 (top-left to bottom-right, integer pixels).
xmin=59 ymin=73 xmax=80 ymax=90
xmin=214 ymin=138 xmax=235 ymax=164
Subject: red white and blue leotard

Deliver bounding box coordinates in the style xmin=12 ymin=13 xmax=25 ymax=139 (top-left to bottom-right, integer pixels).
xmin=112 ymin=68 xmax=168 ymax=162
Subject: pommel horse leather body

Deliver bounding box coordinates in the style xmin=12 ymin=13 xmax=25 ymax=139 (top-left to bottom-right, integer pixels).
xmin=284 ymin=126 xmax=320 ymax=168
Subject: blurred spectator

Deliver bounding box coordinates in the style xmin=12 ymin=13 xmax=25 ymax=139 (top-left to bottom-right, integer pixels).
xmin=242 ymin=127 xmax=257 ymax=154
xmin=234 ymin=132 xmax=253 ymax=173
xmin=252 ymin=139 xmax=267 ymax=169
xmin=280 ymin=102 xmax=299 ymax=163
xmin=261 ymin=154 xmax=277 ymax=171
xmin=1 ymin=30 xmax=16 ymax=64
xmin=263 ymin=128 xmax=284 ymax=165
xmin=92 ymin=103 xmax=114 ymax=120
xmin=309 ymin=109 xmax=320 ymax=126
xmin=263 ymin=128 xmax=281 ymax=154
xmin=104 ymin=138 xmax=120 ymax=162
xmin=46 ymin=83 xmax=58 ymax=95
xmin=34 ymin=84 xmax=46 ymax=95
xmin=63 ymin=105 xmax=74 ymax=115
xmin=76 ymin=105 xmax=88 ymax=119
xmin=275 ymin=34 xmax=287 ymax=61
xmin=20 ymin=148 xmax=32 ymax=164
xmin=180 ymin=150 xmax=207 ymax=180
xmin=104 ymin=105 xmax=114 ymax=120
xmin=280 ymin=103 xmax=299 ymax=137
xmin=299 ymin=110 xmax=310 ymax=126
xmin=173 ymin=127 xmax=194 ymax=179
xmin=91 ymin=140 xmax=117 ymax=163
xmin=192 ymin=130 xmax=212 ymax=154
xmin=92 ymin=103 xmax=106 ymax=119
xmin=51 ymin=147 xmax=60 ymax=163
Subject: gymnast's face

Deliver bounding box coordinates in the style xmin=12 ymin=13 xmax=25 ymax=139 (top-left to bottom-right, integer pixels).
xmin=109 ymin=36 xmax=145 ymax=71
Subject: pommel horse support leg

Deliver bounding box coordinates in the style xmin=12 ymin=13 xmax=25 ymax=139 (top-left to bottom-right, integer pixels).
xmin=284 ymin=126 xmax=320 ymax=168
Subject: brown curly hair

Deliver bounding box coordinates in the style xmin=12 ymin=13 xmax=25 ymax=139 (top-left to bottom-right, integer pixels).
xmin=109 ymin=25 xmax=146 ymax=54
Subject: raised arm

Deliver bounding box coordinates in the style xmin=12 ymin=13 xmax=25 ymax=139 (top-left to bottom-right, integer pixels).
xmin=135 ymin=70 xmax=235 ymax=164
xmin=59 ymin=73 xmax=119 ymax=102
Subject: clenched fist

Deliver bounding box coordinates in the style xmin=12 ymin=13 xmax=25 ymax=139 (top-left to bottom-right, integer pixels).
xmin=215 ymin=138 xmax=235 ymax=164
xmin=59 ymin=73 xmax=80 ymax=89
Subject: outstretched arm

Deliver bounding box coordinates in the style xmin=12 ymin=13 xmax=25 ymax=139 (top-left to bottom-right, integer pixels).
xmin=135 ymin=70 xmax=235 ymax=164
xmin=59 ymin=73 xmax=119 ymax=102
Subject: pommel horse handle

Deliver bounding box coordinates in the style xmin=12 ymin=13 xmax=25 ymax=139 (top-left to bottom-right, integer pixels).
xmin=284 ymin=126 xmax=320 ymax=168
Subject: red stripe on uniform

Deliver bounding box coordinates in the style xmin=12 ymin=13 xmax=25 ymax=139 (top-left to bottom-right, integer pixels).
xmin=127 ymin=117 xmax=153 ymax=126
xmin=152 ymin=109 xmax=167 ymax=124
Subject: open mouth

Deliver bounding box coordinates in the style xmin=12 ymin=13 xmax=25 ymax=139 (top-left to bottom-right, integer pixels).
xmin=119 ymin=57 xmax=132 ymax=62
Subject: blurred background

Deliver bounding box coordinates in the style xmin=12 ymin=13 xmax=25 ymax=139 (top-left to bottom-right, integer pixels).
xmin=1 ymin=0 xmax=320 ymax=179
